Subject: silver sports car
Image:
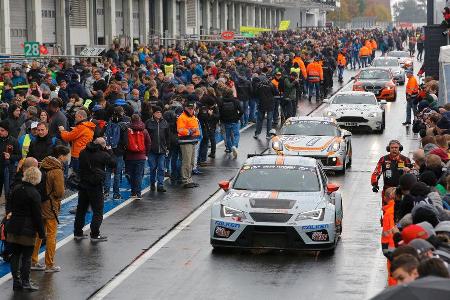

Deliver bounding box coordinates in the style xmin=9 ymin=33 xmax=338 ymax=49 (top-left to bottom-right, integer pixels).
xmin=372 ymin=57 xmax=405 ymax=85
xmin=210 ymin=155 xmax=343 ymax=252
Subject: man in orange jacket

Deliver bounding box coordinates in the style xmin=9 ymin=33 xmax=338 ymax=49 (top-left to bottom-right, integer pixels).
xmin=381 ymin=187 xmax=398 ymax=286
xmin=403 ymin=70 xmax=419 ymax=125
xmin=59 ymin=110 xmax=95 ymax=173
xmin=176 ymin=101 xmax=200 ymax=188
xmin=306 ymin=56 xmax=324 ymax=102
xmin=359 ymin=44 xmax=371 ymax=68
xmin=337 ymin=50 xmax=347 ymax=83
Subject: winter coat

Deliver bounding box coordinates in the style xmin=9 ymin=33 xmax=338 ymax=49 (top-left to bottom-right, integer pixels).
xmin=125 ymin=120 xmax=151 ymax=160
xmin=79 ymin=142 xmax=116 ymax=189
xmin=27 ymin=134 xmax=56 ymax=162
xmin=0 ymin=135 xmax=20 ymax=171
xmin=145 ymin=117 xmax=169 ymax=154
xmin=49 ymin=110 xmax=68 ymax=138
xmin=253 ymin=75 xmax=276 ymax=112
xmin=40 ymin=156 xmax=65 ymax=219
xmin=6 ymin=181 xmax=45 ymax=245
xmin=60 ymin=120 xmax=96 ymax=158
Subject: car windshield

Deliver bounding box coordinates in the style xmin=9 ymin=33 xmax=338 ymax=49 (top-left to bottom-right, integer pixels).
xmin=233 ymin=165 xmax=320 ymax=192
xmin=332 ymin=94 xmax=377 ymax=105
xmin=388 ymin=52 xmax=409 ymax=58
xmin=280 ymin=120 xmax=339 ymax=136
xmin=358 ymin=69 xmax=390 ymax=80
xmin=373 ymin=59 xmax=398 ymax=67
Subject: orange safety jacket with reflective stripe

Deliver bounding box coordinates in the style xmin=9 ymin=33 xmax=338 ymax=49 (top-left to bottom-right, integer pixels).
xmin=176 ymin=111 xmax=200 ymax=142
xmin=306 ymin=62 xmax=323 ymax=83
xmin=337 ymin=53 xmax=347 ymax=67
xmin=359 ymin=46 xmax=371 ymax=58
xmin=293 ymin=57 xmax=307 ymax=79
xmin=381 ymin=200 xmax=396 ymax=247
xmin=406 ymin=76 xmax=419 ymax=96
xmin=371 ymin=39 xmax=378 ymax=50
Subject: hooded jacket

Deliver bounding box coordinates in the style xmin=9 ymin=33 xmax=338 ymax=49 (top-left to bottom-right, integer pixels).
xmin=125 ymin=120 xmax=151 ymax=160
xmin=60 ymin=120 xmax=96 ymax=158
xmin=40 ymin=156 xmax=65 ymax=219
xmin=79 ymin=142 xmax=116 ymax=189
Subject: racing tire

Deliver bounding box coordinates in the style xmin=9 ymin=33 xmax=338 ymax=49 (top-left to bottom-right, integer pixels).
xmin=375 ymin=113 xmax=386 ymax=134
xmin=338 ymin=157 xmax=346 ymax=175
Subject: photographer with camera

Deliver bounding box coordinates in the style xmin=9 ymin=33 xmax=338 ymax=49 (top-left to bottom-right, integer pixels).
xmin=372 ymin=140 xmax=412 ymax=202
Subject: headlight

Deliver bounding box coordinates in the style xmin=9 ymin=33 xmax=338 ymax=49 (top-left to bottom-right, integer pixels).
xmin=272 ymin=140 xmax=283 ymax=151
xmin=325 ymin=111 xmax=336 ymax=117
xmin=368 ymin=112 xmax=377 ymax=118
xmin=296 ymin=209 xmax=324 ymax=221
xmin=221 ymin=205 xmax=246 ymax=220
xmin=328 ymin=141 xmax=340 ymax=152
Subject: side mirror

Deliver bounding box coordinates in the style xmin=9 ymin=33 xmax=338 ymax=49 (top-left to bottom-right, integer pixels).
xmin=269 ymin=129 xmax=277 ymax=136
xmin=380 ymin=100 xmax=387 ymax=105
xmin=323 ymin=98 xmax=330 ymax=103
xmin=219 ymin=180 xmax=230 ymax=191
xmin=327 ymin=183 xmax=340 ymax=194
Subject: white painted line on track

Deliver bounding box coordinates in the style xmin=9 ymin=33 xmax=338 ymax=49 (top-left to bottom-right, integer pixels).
xmin=90 ymin=189 xmax=225 ymax=300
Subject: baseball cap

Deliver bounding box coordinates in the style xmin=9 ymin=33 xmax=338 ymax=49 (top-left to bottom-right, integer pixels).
xmin=401 ymin=224 xmax=429 ymax=244
xmin=408 ymin=238 xmax=435 ymax=255
xmin=30 ymin=121 xmax=39 ymax=130
xmin=185 ymin=101 xmax=195 ymax=108
xmin=435 ymin=221 xmax=450 ymax=233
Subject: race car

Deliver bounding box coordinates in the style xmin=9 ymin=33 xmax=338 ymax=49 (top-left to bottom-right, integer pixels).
xmin=210 ymin=154 xmax=343 ymax=251
xmin=386 ymin=50 xmax=413 ymax=71
xmin=323 ymin=91 xmax=386 ymax=133
xmin=352 ymin=68 xmax=397 ymax=101
xmin=372 ymin=57 xmax=405 ymax=85
xmin=269 ymin=117 xmax=352 ymax=173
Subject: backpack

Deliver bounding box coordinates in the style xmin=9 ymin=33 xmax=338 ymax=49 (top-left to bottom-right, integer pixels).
xmin=127 ymin=128 xmax=145 ymax=152
xmin=221 ymin=101 xmax=236 ymax=118
xmin=37 ymin=168 xmax=50 ymax=203
xmin=105 ymin=122 xmax=126 ymax=149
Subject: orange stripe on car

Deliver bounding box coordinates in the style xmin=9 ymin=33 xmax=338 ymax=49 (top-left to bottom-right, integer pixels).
xmin=284 ymin=137 xmax=339 ymax=151
xmin=275 ymin=156 xmax=285 ymax=165
xmin=270 ymin=191 xmax=279 ymax=199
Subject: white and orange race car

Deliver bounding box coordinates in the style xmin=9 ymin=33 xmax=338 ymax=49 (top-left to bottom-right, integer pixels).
xmin=270 ymin=117 xmax=352 ymax=174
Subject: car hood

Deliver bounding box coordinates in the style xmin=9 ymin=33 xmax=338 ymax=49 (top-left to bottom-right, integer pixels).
xmin=221 ymin=190 xmax=325 ymax=213
xmin=277 ymin=134 xmax=338 ymax=153
xmin=375 ymin=66 xmax=403 ymax=73
xmin=329 ymin=104 xmax=380 ymax=115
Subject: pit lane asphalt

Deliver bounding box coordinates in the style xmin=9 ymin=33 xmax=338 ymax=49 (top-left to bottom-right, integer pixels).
xmin=0 ymin=59 xmax=421 ymax=300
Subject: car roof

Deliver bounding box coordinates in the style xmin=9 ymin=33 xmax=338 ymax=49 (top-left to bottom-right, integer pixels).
xmin=360 ymin=67 xmax=391 ymax=72
xmin=244 ymin=155 xmax=318 ymax=168
xmin=373 ymin=57 xmax=398 ymax=61
xmin=285 ymin=116 xmax=335 ymax=123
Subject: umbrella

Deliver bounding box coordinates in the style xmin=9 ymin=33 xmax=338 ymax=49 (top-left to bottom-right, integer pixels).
xmin=371 ymin=276 xmax=450 ymax=300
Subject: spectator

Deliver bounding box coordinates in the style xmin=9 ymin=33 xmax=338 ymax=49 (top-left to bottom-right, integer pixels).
xmin=0 ymin=120 xmax=20 ymax=198
xmin=254 ymin=67 xmax=276 ymax=139
xmin=219 ymin=88 xmax=242 ymax=158
xmin=31 ymin=145 xmax=70 ymax=273
xmin=6 ymin=104 xmax=23 ymax=139
xmin=125 ymin=114 xmax=151 ymax=199
xmin=145 ymin=106 xmax=169 ymax=193
xmin=18 ymin=121 xmax=38 ymax=158
xmin=6 ymin=166 xmax=45 ymax=292
xmin=59 ymin=110 xmax=95 ymax=173
xmin=48 ymin=98 xmax=67 ymax=137
xmin=74 ymin=138 xmax=115 ymax=242
xmin=27 ymin=122 xmax=57 ymax=162
xmin=390 ymin=254 xmax=420 ymax=285
xmin=177 ymin=101 xmax=200 ymax=188
xmin=418 ymin=257 xmax=450 ymax=278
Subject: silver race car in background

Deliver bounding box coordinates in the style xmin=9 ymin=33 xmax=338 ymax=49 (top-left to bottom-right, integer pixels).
xmin=323 ymin=91 xmax=386 ymax=133
xmin=210 ymin=155 xmax=343 ymax=252
xmin=270 ymin=117 xmax=352 ymax=173
xmin=386 ymin=50 xmax=413 ymax=72
xmin=372 ymin=57 xmax=405 ymax=85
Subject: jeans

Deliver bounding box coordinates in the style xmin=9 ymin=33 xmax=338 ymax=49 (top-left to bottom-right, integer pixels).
xmin=351 ymin=55 xmax=360 ymax=69
xmin=125 ymin=159 xmax=146 ymax=195
xmin=199 ymin=126 xmax=216 ymax=162
xmin=249 ymin=98 xmax=257 ymax=121
xmin=74 ymin=186 xmax=104 ymax=237
xmin=308 ymin=82 xmax=321 ymax=100
xmin=406 ymin=99 xmax=417 ymax=123
xmin=240 ymin=100 xmax=249 ymax=125
xmin=255 ymin=110 xmax=274 ymax=136
xmin=169 ymin=146 xmax=181 ymax=181
xmin=70 ymin=157 xmax=80 ymax=173
xmin=338 ymin=66 xmax=344 ymax=81
xmin=104 ymin=155 xmax=124 ymax=194
xmin=280 ymin=99 xmax=293 ymax=120
xmin=148 ymin=153 xmax=165 ymax=187
xmin=273 ymin=97 xmax=281 ymax=123
xmin=32 ymin=218 xmax=58 ymax=268
xmin=360 ymin=56 xmax=369 ymax=68
xmin=224 ymin=122 xmax=240 ymax=150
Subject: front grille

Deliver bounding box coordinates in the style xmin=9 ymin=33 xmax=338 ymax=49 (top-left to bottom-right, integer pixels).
xmin=310 ymin=156 xmax=335 ymax=167
xmin=249 ymin=213 xmax=293 ymax=223
xmin=250 ymin=199 xmax=296 ymax=209
xmin=364 ymin=85 xmax=383 ymax=95
xmin=336 ymin=116 xmax=368 ymax=123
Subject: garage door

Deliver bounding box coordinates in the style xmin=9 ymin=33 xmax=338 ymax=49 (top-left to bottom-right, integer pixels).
xmin=115 ymin=0 xmax=124 ymax=36
xmin=133 ymin=0 xmax=140 ymax=39
xmin=96 ymin=0 xmax=105 ymax=44
xmin=42 ymin=0 xmax=56 ymax=44
xmin=10 ymin=0 xmax=27 ymax=54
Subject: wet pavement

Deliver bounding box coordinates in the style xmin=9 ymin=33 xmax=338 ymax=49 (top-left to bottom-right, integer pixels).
xmin=0 ymin=59 xmax=423 ymax=299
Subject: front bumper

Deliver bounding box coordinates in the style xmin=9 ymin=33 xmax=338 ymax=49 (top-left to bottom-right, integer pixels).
xmin=210 ymin=220 xmax=336 ymax=250
xmin=337 ymin=118 xmax=382 ymax=131
xmin=376 ymin=89 xmax=396 ymax=101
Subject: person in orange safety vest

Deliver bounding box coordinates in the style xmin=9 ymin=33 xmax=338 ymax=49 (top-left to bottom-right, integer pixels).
xmin=381 ymin=187 xmax=399 ymax=286
xmin=403 ymin=70 xmax=419 ymax=125
xmin=306 ymin=57 xmax=324 ymax=102
xmin=359 ymin=44 xmax=371 ymax=68
xmin=337 ymin=51 xmax=347 ymax=83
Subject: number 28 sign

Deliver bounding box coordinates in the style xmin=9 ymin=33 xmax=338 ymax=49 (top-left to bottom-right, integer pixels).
xmin=24 ymin=42 xmax=40 ymax=58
